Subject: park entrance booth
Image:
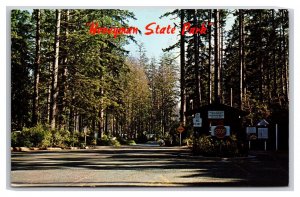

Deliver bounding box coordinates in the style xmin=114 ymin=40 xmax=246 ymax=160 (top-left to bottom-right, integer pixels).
xmin=186 ymin=102 xmax=249 ymax=155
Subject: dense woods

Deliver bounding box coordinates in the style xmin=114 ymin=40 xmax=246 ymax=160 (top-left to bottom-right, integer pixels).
xmin=11 ymin=9 xmax=289 ymax=149
xmin=162 ymin=9 xmax=289 ymax=143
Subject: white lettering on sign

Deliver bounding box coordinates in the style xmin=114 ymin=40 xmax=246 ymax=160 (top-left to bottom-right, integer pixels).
xmin=208 ymin=111 xmax=224 ymax=119
xmin=258 ymin=128 xmax=268 ymax=139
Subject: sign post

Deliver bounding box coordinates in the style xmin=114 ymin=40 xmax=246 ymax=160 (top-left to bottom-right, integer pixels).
xmin=83 ymin=127 xmax=88 ymax=146
xmin=246 ymin=127 xmax=257 ymax=150
xmin=276 ymin=124 xmax=278 ymax=151
xmin=177 ymin=123 xmax=185 ymax=146
xmin=180 ymin=133 xmax=181 ymax=147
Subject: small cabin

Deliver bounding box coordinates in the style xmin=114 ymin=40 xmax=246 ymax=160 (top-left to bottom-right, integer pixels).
xmin=186 ymin=102 xmax=249 ymax=140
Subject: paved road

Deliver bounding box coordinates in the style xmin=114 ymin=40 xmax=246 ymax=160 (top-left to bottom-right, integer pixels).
xmin=11 ymin=145 xmax=289 ymax=187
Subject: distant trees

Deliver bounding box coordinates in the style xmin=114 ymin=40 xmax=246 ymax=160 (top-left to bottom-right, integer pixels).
xmin=11 ymin=9 xmax=179 ymax=144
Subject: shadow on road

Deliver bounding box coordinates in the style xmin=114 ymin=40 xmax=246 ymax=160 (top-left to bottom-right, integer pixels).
xmin=11 ymin=145 xmax=289 ymax=187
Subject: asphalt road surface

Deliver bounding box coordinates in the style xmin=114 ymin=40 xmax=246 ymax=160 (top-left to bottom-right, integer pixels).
xmin=11 ymin=144 xmax=289 ymax=187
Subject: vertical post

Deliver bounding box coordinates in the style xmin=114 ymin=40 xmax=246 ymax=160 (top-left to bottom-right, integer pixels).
xmin=230 ymin=88 xmax=233 ymax=107
xmin=248 ymin=141 xmax=251 ymax=150
xmin=264 ymin=140 xmax=267 ymax=151
xmin=276 ymin=124 xmax=278 ymax=151
xmin=180 ymin=133 xmax=182 ymax=146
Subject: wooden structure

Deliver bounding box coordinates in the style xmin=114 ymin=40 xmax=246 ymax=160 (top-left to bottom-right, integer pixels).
xmin=186 ymin=102 xmax=249 ymax=140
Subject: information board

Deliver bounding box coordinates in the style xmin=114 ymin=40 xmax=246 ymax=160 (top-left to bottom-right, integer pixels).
xmin=258 ymin=128 xmax=268 ymax=139
xmin=246 ymin=127 xmax=256 ymax=134
xmin=208 ymin=111 xmax=224 ymax=119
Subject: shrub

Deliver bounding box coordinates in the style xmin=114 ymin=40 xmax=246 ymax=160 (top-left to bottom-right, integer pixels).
xmin=91 ymin=139 xmax=97 ymax=145
xmin=110 ymin=139 xmax=121 ymax=147
xmin=197 ymin=135 xmax=240 ymax=157
xmin=183 ymin=138 xmax=193 ymax=146
xmin=12 ymin=124 xmax=51 ymax=148
xmin=117 ymin=137 xmax=127 ymax=145
xmin=11 ymin=131 xmax=21 ymax=147
xmin=126 ymin=139 xmax=136 ymax=145
xmin=70 ymin=132 xmax=80 ymax=147
xmin=40 ymin=131 xmax=52 ymax=148
xmin=22 ymin=124 xmax=47 ymax=147
xmin=98 ymin=134 xmax=121 ymax=147
xmin=99 ymin=134 xmax=110 ymax=145
xmin=11 ymin=124 xmax=77 ymax=149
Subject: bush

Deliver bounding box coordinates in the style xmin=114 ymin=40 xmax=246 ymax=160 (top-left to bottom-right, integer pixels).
xmin=70 ymin=132 xmax=80 ymax=147
xmin=91 ymin=139 xmax=97 ymax=145
xmin=22 ymin=124 xmax=47 ymax=147
xmin=126 ymin=139 xmax=136 ymax=145
xmin=11 ymin=124 xmax=77 ymax=149
xmin=40 ymin=131 xmax=52 ymax=148
xmin=197 ymin=135 xmax=240 ymax=157
xmin=51 ymin=129 xmax=72 ymax=148
xmin=110 ymin=139 xmax=121 ymax=147
xmin=183 ymin=138 xmax=193 ymax=146
xmin=117 ymin=137 xmax=127 ymax=145
xmin=99 ymin=134 xmax=121 ymax=147
xmin=99 ymin=134 xmax=110 ymax=145
xmin=11 ymin=131 xmax=21 ymax=147
xmin=11 ymin=124 xmax=51 ymax=148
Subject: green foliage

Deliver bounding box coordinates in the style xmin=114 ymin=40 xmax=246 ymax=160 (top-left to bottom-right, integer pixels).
xmin=126 ymin=139 xmax=136 ymax=145
xmin=99 ymin=134 xmax=109 ymax=145
xmin=197 ymin=135 xmax=240 ymax=157
xmin=22 ymin=124 xmax=49 ymax=147
xmin=183 ymin=138 xmax=193 ymax=146
xmin=11 ymin=124 xmax=82 ymax=148
xmin=91 ymin=139 xmax=97 ymax=145
xmin=40 ymin=131 xmax=52 ymax=148
xmin=110 ymin=139 xmax=121 ymax=147
xmin=11 ymin=131 xmax=21 ymax=147
xmin=51 ymin=129 xmax=72 ymax=148
xmin=11 ymin=10 xmax=34 ymax=130
xmin=99 ymin=134 xmax=121 ymax=147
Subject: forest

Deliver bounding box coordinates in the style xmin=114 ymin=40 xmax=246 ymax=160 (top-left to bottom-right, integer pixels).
xmin=11 ymin=9 xmax=289 ymax=149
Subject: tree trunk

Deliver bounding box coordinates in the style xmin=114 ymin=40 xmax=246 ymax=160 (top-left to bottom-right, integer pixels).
xmin=259 ymin=11 xmax=264 ymax=102
xmin=208 ymin=9 xmax=212 ymax=104
xmin=180 ymin=9 xmax=186 ymax=125
xmin=272 ymin=9 xmax=278 ymax=100
xmin=279 ymin=13 xmax=284 ymax=98
xmin=194 ymin=10 xmax=201 ymax=109
xmin=50 ymin=9 xmax=61 ymax=130
xmin=239 ymin=9 xmax=244 ymax=109
xmin=32 ymin=9 xmax=41 ymax=125
xmin=98 ymin=63 xmax=104 ymax=139
xmin=214 ymin=9 xmax=220 ymax=103
xmin=58 ymin=9 xmax=69 ymax=129
xmin=219 ymin=24 xmax=223 ymax=103
xmin=282 ymin=10 xmax=288 ymax=100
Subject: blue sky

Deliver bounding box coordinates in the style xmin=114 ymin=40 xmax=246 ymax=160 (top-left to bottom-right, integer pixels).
xmin=124 ymin=8 xmax=180 ymax=60
xmin=124 ymin=8 xmax=235 ymax=60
